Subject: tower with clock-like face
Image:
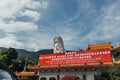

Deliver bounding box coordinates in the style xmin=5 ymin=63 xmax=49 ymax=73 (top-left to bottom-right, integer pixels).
xmin=53 ymin=36 xmax=65 ymax=53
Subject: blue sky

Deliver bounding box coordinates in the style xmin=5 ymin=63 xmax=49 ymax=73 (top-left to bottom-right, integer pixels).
xmin=0 ymin=0 xmax=120 ymax=51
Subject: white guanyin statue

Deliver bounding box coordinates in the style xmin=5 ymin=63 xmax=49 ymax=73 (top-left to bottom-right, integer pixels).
xmin=53 ymin=36 xmax=65 ymax=53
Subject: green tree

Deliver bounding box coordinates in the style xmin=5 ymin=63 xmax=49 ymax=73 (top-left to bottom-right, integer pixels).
xmin=100 ymin=64 xmax=120 ymax=80
xmin=109 ymin=64 xmax=120 ymax=80
xmin=99 ymin=67 xmax=110 ymax=80
xmin=111 ymin=49 xmax=120 ymax=60
xmin=0 ymin=47 xmax=18 ymax=71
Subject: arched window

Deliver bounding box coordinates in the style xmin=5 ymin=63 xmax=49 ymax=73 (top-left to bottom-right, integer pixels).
xmin=41 ymin=77 xmax=47 ymax=80
xmin=49 ymin=77 xmax=56 ymax=80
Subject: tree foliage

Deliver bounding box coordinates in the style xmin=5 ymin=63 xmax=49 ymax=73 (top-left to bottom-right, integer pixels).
xmin=111 ymin=49 xmax=120 ymax=60
xmin=0 ymin=47 xmax=18 ymax=71
xmin=0 ymin=47 xmax=37 ymax=71
xmin=109 ymin=64 xmax=120 ymax=80
xmin=100 ymin=64 xmax=120 ymax=80
xmin=99 ymin=67 xmax=110 ymax=80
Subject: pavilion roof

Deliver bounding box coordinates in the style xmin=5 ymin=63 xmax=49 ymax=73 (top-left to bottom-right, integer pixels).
xmin=15 ymin=71 xmax=36 ymax=77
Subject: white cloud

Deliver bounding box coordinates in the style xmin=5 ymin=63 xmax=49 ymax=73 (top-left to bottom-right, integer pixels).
xmin=0 ymin=0 xmax=48 ymax=32
xmin=20 ymin=10 xmax=41 ymax=21
xmin=0 ymin=0 xmax=43 ymax=33
xmin=104 ymin=16 xmax=120 ymax=20
xmin=0 ymin=0 xmax=49 ymax=51
xmin=26 ymin=0 xmax=49 ymax=9
xmin=1 ymin=0 xmax=119 ymax=51
xmin=87 ymin=1 xmax=120 ymax=41
xmin=0 ymin=21 xmax=38 ymax=32
xmin=65 ymin=0 xmax=94 ymax=23
xmin=0 ymin=34 xmax=23 ymax=49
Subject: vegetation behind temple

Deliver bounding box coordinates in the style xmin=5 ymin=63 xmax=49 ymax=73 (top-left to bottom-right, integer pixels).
xmin=0 ymin=47 xmax=120 ymax=80
xmin=0 ymin=47 xmax=53 ymax=72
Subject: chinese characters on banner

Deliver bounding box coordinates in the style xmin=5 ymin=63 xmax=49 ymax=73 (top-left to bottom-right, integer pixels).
xmin=39 ymin=49 xmax=112 ymax=66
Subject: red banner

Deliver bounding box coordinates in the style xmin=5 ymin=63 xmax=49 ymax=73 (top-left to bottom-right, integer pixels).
xmin=39 ymin=49 xmax=112 ymax=66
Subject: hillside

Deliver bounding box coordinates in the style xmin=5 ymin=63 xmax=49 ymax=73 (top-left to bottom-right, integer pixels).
xmin=17 ymin=49 xmax=53 ymax=58
xmin=0 ymin=47 xmax=53 ymax=64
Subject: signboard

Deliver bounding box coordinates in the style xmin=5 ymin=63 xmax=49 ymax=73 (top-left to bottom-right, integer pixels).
xmin=39 ymin=49 xmax=112 ymax=66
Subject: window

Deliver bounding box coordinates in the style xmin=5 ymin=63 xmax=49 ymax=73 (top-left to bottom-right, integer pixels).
xmin=41 ymin=77 xmax=47 ymax=80
xmin=49 ymin=77 xmax=56 ymax=80
xmin=83 ymin=75 xmax=86 ymax=80
xmin=94 ymin=75 xmax=102 ymax=80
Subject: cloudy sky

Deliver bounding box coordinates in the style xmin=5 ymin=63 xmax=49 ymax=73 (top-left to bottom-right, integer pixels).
xmin=0 ymin=0 xmax=120 ymax=51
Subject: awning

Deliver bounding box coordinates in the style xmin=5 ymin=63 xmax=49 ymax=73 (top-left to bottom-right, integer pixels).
xmin=114 ymin=60 xmax=120 ymax=65
xmin=27 ymin=62 xmax=113 ymax=70
xmin=15 ymin=71 xmax=36 ymax=77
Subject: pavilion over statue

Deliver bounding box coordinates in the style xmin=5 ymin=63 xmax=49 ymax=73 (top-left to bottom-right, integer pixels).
xmin=53 ymin=36 xmax=65 ymax=53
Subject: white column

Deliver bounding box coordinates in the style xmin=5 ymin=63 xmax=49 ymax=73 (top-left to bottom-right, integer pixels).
xmin=86 ymin=74 xmax=94 ymax=80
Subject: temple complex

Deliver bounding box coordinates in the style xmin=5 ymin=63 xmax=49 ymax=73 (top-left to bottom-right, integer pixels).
xmin=17 ymin=37 xmax=120 ymax=80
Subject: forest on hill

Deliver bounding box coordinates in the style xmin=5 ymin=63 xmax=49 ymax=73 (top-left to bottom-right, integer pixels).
xmin=0 ymin=47 xmax=53 ymax=71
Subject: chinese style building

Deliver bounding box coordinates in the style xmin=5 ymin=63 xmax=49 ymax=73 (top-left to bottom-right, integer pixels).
xmin=27 ymin=37 xmax=120 ymax=80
